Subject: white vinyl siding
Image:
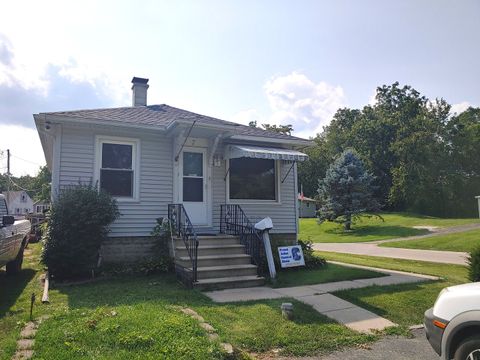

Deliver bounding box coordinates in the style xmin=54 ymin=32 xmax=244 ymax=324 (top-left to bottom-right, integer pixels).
xmin=58 ymin=125 xmax=173 ymax=237
xmin=58 ymin=125 xmax=297 ymax=237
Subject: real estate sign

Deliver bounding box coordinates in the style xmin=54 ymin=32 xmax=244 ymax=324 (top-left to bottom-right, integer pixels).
xmin=278 ymin=245 xmax=305 ymax=268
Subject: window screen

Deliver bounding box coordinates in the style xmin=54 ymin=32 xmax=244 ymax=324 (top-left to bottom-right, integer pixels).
xmin=229 ymin=158 xmax=276 ymax=200
xmin=100 ymin=143 xmax=134 ymax=197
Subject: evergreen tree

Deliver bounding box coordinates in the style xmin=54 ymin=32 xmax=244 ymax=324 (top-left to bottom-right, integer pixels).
xmin=318 ymin=149 xmax=380 ymax=230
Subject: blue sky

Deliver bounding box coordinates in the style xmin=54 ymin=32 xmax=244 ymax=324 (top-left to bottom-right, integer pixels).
xmin=0 ymin=0 xmax=479 ymax=175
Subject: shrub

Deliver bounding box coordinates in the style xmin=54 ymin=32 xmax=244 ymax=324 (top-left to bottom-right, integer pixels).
xmin=298 ymin=239 xmax=326 ymax=269
xmin=468 ymin=247 xmax=480 ymax=282
xmin=42 ymin=184 xmax=119 ymax=279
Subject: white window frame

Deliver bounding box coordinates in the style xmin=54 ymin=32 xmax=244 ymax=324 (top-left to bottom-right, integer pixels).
xmin=226 ymin=158 xmax=281 ymax=205
xmin=94 ymin=135 xmax=140 ymax=202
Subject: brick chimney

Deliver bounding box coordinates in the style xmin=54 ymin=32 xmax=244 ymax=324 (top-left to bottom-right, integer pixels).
xmin=131 ymin=77 xmax=149 ymax=106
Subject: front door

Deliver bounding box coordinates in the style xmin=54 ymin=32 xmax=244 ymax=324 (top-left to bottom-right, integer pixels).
xmin=180 ymin=148 xmax=208 ymax=225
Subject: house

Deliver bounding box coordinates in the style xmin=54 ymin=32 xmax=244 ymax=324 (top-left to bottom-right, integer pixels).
xmin=33 ymin=200 xmax=50 ymax=214
xmin=298 ymin=194 xmax=318 ymax=218
xmin=1 ymin=191 xmax=33 ymax=216
xmin=34 ymin=77 xmax=311 ymax=288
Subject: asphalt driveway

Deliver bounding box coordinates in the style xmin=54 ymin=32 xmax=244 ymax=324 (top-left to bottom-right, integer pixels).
xmin=278 ymin=328 xmax=439 ymax=360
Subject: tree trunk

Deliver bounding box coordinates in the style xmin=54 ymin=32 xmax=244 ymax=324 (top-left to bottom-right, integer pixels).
xmin=344 ymin=214 xmax=352 ymax=231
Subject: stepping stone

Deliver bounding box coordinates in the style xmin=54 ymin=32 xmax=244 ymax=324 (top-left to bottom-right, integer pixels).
xmin=17 ymin=339 xmax=35 ymax=350
xmin=208 ymin=333 xmax=220 ymax=341
xmin=20 ymin=328 xmax=37 ymax=339
xmin=199 ymin=322 xmax=215 ymax=333
xmin=20 ymin=322 xmax=37 ymax=339
xmin=221 ymin=343 xmax=234 ymax=354
xmin=12 ymin=350 xmax=34 ymax=360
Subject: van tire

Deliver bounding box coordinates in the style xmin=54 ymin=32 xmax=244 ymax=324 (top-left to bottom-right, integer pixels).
xmin=454 ymin=336 xmax=480 ymax=360
xmin=6 ymin=245 xmax=24 ymax=275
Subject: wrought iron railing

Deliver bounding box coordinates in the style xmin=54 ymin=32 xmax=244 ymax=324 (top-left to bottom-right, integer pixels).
xmin=168 ymin=204 xmax=199 ymax=287
xmin=220 ymin=204 xmax=266 ymax=274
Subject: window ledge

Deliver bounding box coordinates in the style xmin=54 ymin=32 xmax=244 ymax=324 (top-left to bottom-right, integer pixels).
xmin=227 ymin=200 xmax=282 ymax=206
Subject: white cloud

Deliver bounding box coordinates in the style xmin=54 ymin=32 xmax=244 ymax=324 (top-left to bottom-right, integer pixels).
xmin=450 ymin=101 xmax=471 ymax=115
xmin=0 ymin=124 xmax=46 ymax=177
xmin=230 ymin=108 xmax=264 ymax=126
xmin=263 ymin=72 xmax=346 ymax=138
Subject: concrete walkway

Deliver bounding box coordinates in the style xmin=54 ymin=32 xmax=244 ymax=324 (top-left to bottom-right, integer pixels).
xmin=372 ymin=222 xmax=480 ymax=244
xmin=311 ymin=223 xmax=479 ymax=265
xmin=204 ymin=263 xmax=437 ymax=333
xmin=313 ymin=242 xmax=468 ymax=265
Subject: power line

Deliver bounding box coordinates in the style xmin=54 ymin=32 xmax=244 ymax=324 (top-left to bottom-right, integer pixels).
xmin=11 ymin=154 xmax=43 ymax=167
xmin=6 ymin=176 xmax=41 ymax=193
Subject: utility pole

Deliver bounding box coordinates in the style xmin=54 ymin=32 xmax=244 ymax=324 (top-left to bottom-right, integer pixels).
xmin=6 ymin=149 xmax=10 ymax=175
xmin=6 ymin=149 xmax=10 ymax=193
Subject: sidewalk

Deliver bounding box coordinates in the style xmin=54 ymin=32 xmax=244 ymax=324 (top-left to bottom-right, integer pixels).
xmin=204 ymin=263 xmax=437 ymax=333
xmin=312 ymin=242 xmax=468 ymax=265
xmin=372 ymin=222 xmax=480 ymax=244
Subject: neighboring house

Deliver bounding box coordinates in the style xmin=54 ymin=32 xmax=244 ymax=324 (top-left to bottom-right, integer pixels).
xmin=298 ymin=194 xmax=318 ymax=218
xmin=34 ymin=77 xmax=311 ymax=267
xmin=1 ymin=191 xmax=34 ymax=216
xmin=33 ymin=200 xmax=50 ymax=214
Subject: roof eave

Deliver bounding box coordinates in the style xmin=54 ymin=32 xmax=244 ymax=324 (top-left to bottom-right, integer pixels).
xmin=229 ymin=134 xmax=313 ymax=147
xmin=34 ymin=114 xmax=54 ymax=170
xmin=36 ymin=113 xmax=169 ymax=132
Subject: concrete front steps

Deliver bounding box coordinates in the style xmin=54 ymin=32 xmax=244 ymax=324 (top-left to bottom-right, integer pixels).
xmin=173 ymin=234 xmax=265 ymax=290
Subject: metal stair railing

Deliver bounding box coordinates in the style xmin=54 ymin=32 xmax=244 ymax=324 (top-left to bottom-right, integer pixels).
xmin=168 ymin=204 xmax=199 ymax=287
xmin=220 ymin=204 xmax=266 ymax=275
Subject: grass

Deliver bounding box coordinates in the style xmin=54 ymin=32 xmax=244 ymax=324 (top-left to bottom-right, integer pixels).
xmin=1 ymin=243 xmax=376 ymax=359
xmin=197 ymin=299 xmax=376 ymax=357
xmin=270 ymin=263 xmax=384 ymax=288
xmin=380 ymin=228 xmax=480 ymax=253
xmin=315 ymin=251 xmax=468 ymax=327
xmin=0 ymin=243 xmax=45 ymax=360
xmin=299 ymin=212 xmax=478 ymax=243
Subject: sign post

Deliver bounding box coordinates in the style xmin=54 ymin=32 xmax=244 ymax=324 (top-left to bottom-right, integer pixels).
xmin=255 ymin=217 xmax=276 ymax=279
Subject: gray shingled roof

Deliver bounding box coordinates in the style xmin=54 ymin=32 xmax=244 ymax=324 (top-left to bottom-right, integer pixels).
xmin=44 ymin=104 xmax=308 ymax=142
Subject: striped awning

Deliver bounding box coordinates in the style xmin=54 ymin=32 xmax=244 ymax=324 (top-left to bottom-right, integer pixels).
xmin=226 ymin=145 xmax=308 ymax=162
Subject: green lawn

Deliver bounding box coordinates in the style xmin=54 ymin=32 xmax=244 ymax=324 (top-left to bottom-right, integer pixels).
xmin=315 ymin=251 xmax=468 ymax=327
xmin=0 ymin=244 xmax=46 ymax=360
xmin=300 ymin=212 xmax=478 ymax=243
xmin=380 ymin=228 xmax=480 ymax=252
xmin=1 ymin=243 xmax=376 ymax=359
xmin=270 ymin=263 xmax=384 ymax=288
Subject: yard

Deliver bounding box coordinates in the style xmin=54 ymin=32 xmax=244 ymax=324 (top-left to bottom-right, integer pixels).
xmin=380 ymin=228 xmax=480 ymax=252
xmin=1 ymin=243 xmax=381 ymax=360
xmin=316 ymin=251 xmax=468 ymax=328
xmin=299 ymin=212 xmax=479 ymax=243
xmin=2 ymin=233 xmax=471 ymax=359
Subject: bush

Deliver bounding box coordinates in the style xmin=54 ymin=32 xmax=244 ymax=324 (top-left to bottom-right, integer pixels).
xmin=298 ymin=239 xmax=326 ymax=269
xmin=42 ymin=184 xmax=119 ymax=279
xmin=468 ymin=247 xmax=480 ymax=282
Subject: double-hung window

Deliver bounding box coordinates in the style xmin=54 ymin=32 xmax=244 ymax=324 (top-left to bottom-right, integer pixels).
xmin=96 ymin=137 xmax=139 ymax=200
xmin=228 ymin=158 xmax=278 ymax=201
